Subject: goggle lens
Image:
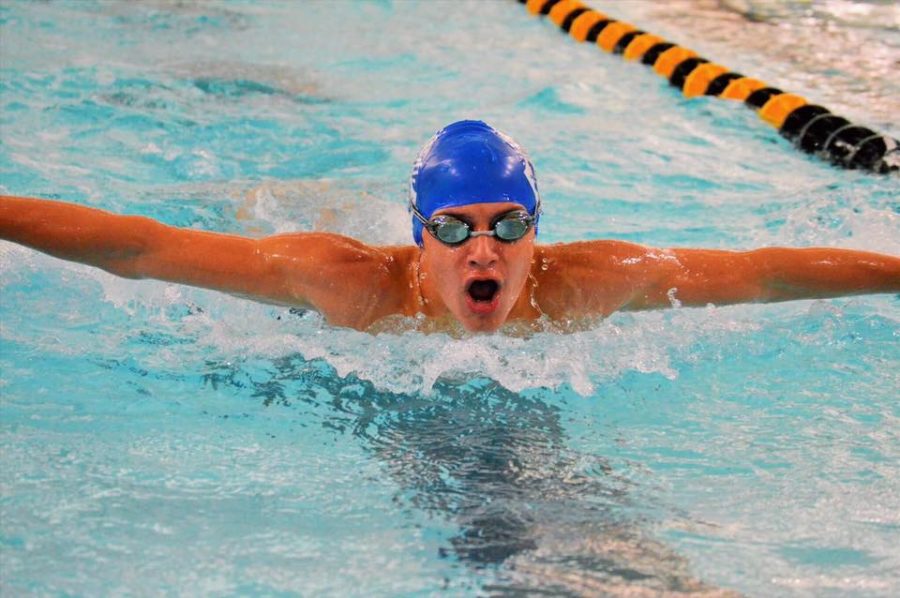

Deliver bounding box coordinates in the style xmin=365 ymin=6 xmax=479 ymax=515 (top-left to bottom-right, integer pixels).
xmin=432 ymin=218 xmax=470 ymax=244
xmin=495 ymin=216 xmax=529 ymax=241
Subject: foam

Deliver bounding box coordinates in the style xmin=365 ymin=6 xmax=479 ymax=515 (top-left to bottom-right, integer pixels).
xmin=29 ymin=267 xmax=771 ymax=397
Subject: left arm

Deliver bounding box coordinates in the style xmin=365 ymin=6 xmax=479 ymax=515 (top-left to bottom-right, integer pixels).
xmin=625 ymin=246 xmax=900 ymax=310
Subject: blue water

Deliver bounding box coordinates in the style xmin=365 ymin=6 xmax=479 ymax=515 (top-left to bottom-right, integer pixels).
xmin=1 ymin=1 xmax=898 ymax=595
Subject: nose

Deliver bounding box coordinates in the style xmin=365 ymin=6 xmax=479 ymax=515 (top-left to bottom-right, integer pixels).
xmin=466 ymin=234 xmax=499 ymax=269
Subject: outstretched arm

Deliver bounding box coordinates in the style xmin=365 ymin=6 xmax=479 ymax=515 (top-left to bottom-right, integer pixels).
xmin=0 ymin=195 xmax=408 ymax=327
xmin=538 ymin=240 xmax=900 ymax=317
xmin=625 ymin=244 xmax=900 ymax=310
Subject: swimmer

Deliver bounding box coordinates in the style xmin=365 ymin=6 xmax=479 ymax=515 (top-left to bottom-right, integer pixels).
xmin=1 ymin=120 xmax=898 ymax=332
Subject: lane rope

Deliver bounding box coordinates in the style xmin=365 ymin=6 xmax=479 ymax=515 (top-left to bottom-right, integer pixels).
xmin=519 ymin=0 xmax=899 ymax=174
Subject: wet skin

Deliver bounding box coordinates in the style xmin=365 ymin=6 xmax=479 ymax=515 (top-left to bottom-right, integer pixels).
xmin=2 ymin=194 xmax=899 ymax=333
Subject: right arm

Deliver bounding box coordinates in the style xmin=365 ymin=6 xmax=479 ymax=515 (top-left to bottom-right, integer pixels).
xmin=0 ymin=195 xmax=406 ymax=328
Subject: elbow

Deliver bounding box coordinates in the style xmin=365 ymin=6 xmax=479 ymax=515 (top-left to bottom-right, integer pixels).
xmin=96 ymin=215 xmax=164 ymax=279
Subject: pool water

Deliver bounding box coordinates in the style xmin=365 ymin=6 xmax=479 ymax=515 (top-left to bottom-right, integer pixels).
xmin=1 ymin=1 xmax=898 ymax=595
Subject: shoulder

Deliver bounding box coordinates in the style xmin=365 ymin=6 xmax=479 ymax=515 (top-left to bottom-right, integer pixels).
xmin=536 ymin=240 xmax=666 ymax=271
xmin=532 ymin=240 xmax=677 ymax=318
xmin=258 ymin=231 xmax=375 ymax=256
xmin=258 ymin=233 xmax=414 ymax=270
xmin=252 ymin=233 xmax=421 ymax=327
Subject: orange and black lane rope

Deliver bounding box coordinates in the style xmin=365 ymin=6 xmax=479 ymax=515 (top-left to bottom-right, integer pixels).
xmin=519 ymin=0 xmax=898 ymax=174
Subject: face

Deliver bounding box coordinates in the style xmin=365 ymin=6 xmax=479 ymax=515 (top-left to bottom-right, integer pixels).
xmin=418 ymin=202 xmax=536 ymax=332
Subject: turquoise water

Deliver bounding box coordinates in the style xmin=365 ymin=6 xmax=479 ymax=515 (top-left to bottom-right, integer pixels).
xmin=1 ymin=1 xmax=898 ymax=595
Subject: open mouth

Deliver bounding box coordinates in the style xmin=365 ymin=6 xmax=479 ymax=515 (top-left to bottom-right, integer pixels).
xmin=467 ymin=279 xmax=500 ymax=303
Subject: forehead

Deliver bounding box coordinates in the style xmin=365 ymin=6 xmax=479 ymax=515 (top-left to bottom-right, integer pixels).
xmin=433 ymin=201 xmax=527 ymax=219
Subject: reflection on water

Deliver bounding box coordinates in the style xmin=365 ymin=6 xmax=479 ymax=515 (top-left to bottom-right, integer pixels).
xmin=203 ymin=356 xmax=735 ymax=595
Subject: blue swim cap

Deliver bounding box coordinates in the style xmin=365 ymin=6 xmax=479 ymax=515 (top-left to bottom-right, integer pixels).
xmin=409 ymin=120 xmax=540 ymax=245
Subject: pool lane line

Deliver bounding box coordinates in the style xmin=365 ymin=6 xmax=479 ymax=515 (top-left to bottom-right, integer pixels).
xmin=519 ymin=0 xmax=899 ymax=174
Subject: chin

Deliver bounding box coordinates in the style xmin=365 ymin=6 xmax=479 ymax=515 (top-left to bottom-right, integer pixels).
xmin=460 ymin=319 xmax=503 ymax=333
xmin=456 ymin=308 xmax=510 ymax=333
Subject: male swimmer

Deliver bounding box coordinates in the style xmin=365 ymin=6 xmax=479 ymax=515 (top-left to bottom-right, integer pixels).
xmin=1 ymin=120 xmax=898 ymax=332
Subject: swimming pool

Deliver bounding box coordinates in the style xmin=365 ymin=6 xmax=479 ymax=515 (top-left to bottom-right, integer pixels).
xmin=1 ymin=0 xmax=898 ymax=595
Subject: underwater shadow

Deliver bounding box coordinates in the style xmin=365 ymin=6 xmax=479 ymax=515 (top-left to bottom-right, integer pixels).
xmin=204 ymin=355 xmax=735 ymax=596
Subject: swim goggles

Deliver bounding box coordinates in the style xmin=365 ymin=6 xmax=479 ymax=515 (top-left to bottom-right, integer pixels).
xmin=410 ymin=199 xmax=540 ymax=246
